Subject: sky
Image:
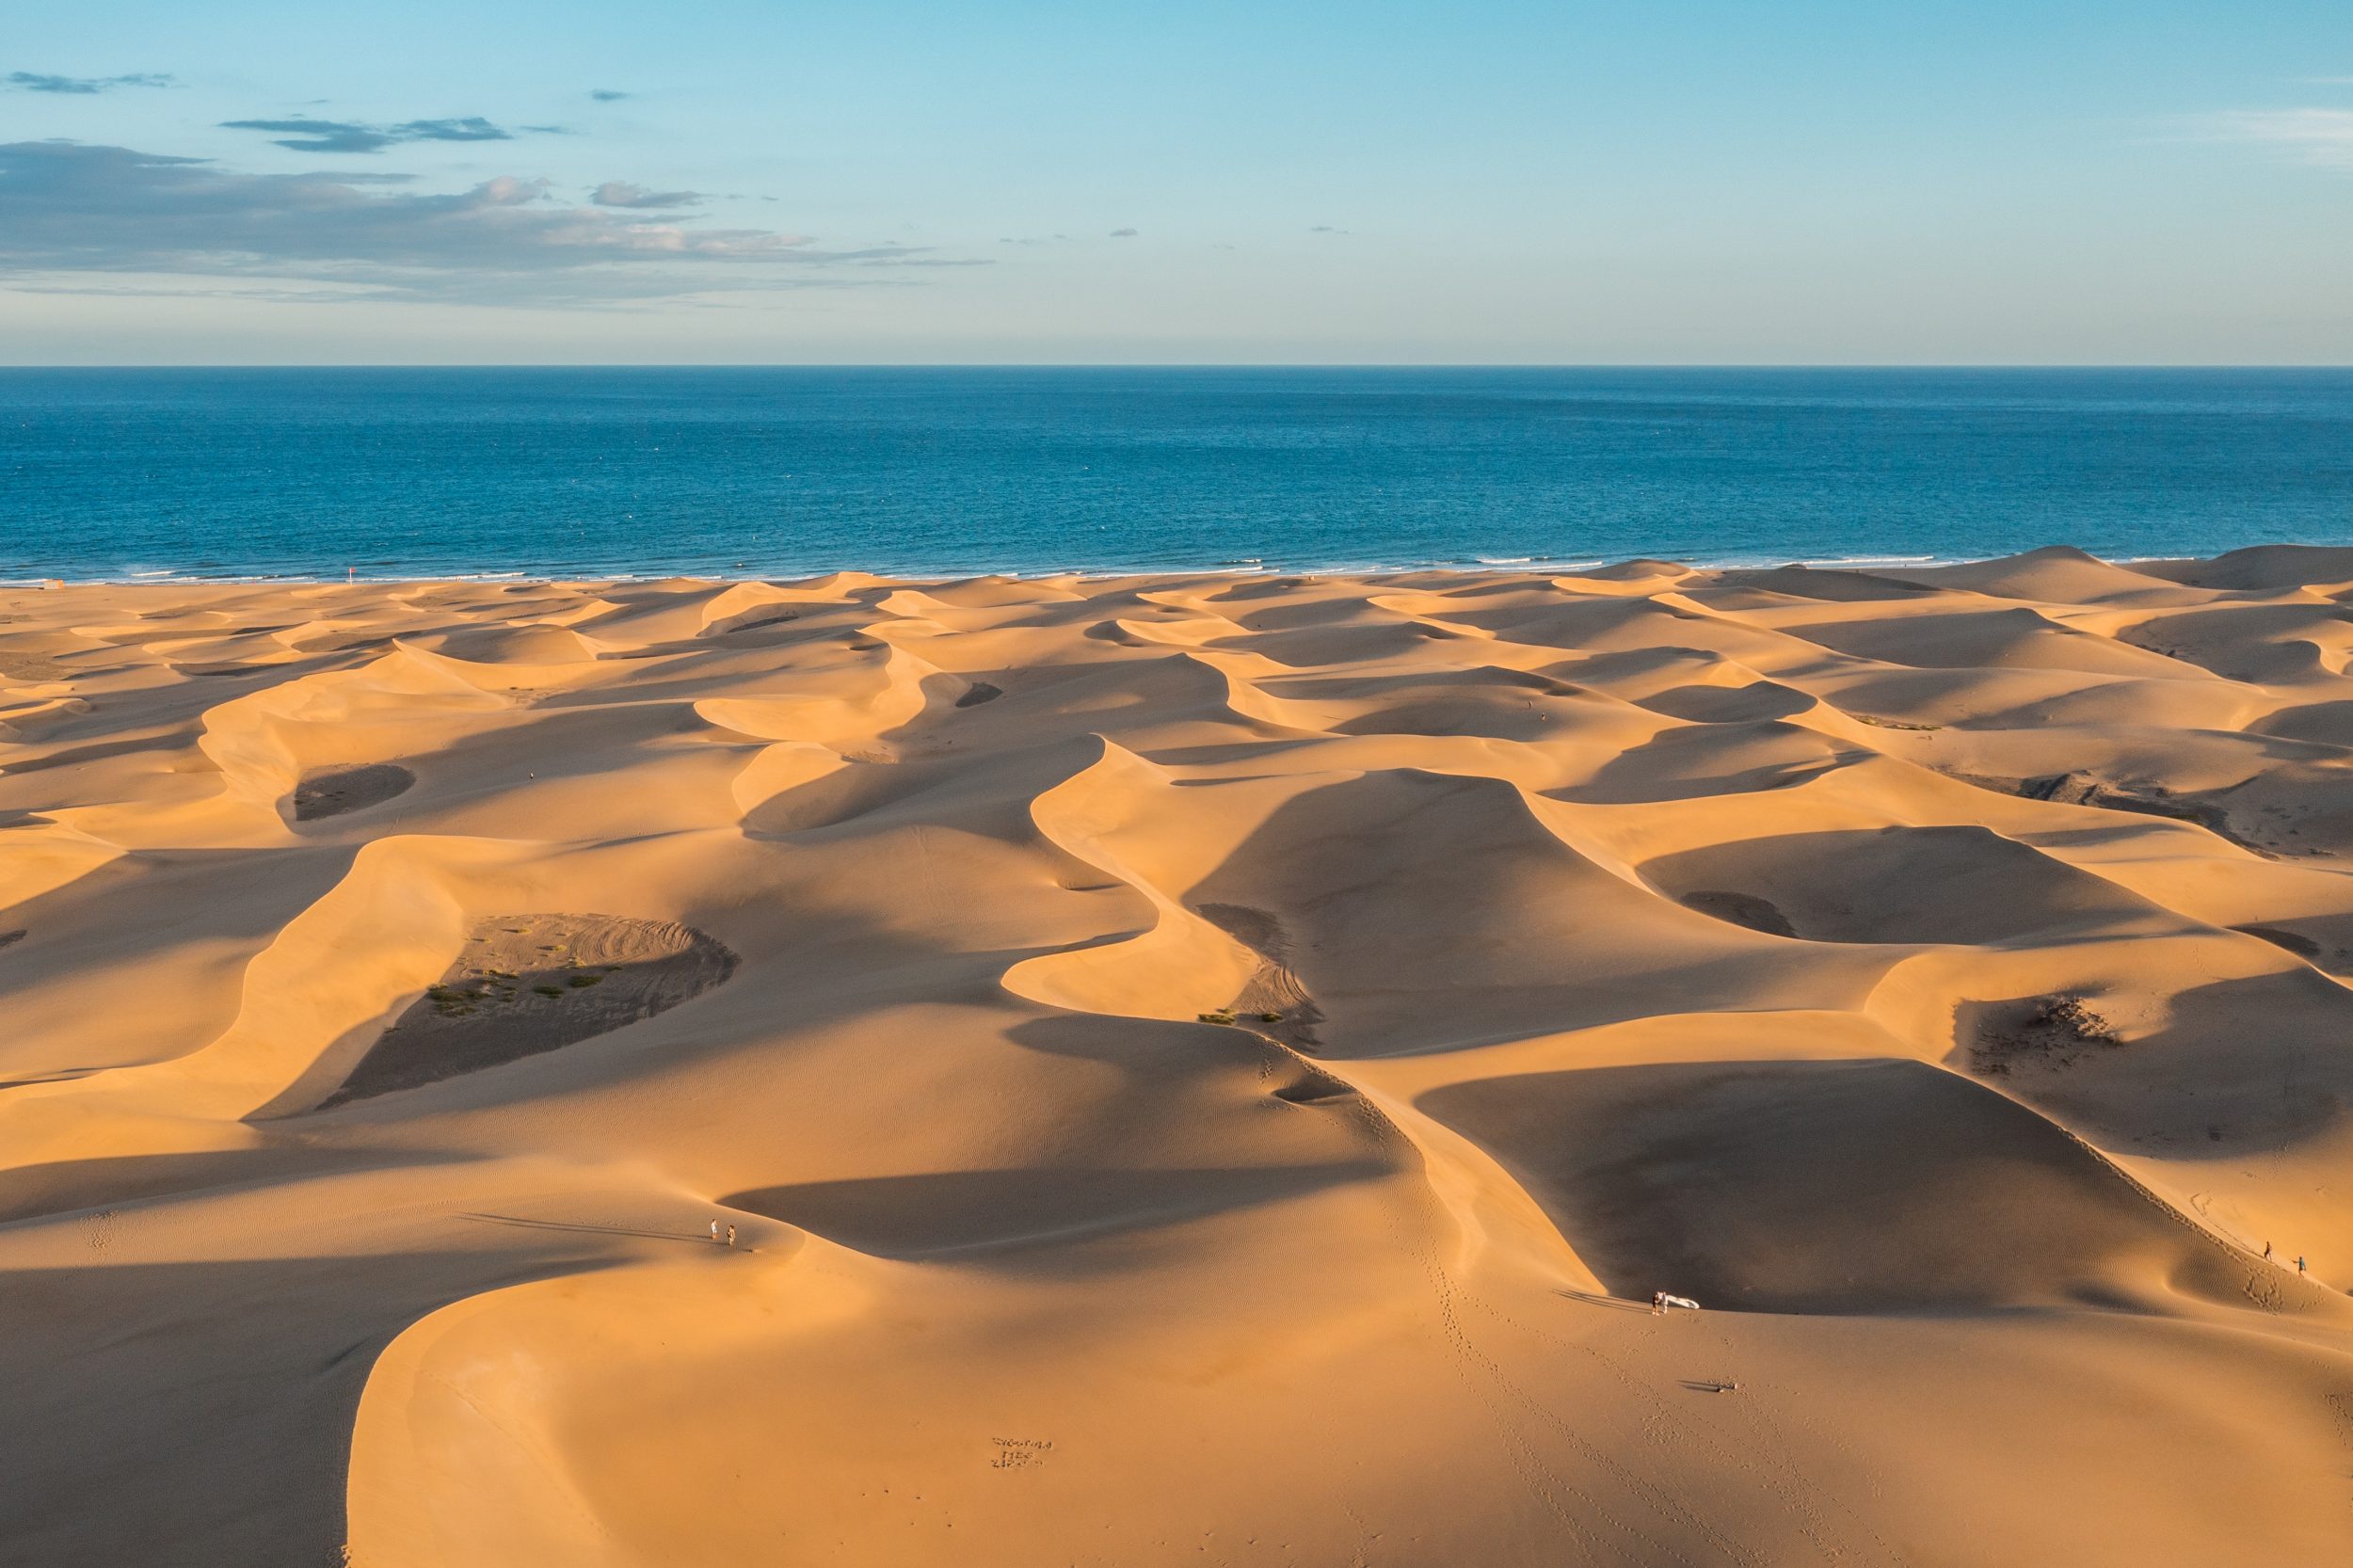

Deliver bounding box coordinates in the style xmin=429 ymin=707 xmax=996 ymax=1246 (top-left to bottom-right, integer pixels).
xmin=1 ymin=1 xmax=2348 ymax=364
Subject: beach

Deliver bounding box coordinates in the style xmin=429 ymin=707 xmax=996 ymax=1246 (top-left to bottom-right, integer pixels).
xmin=5 ymin=547 xmax=2352 ymax=1564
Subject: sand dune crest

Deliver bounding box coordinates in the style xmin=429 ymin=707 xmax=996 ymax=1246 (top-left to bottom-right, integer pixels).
xmin=6 ymin=556 xmax=2353 ymax=1566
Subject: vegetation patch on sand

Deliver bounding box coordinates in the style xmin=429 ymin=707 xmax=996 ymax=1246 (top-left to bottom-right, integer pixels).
xmin=1968 ymin=994 xmax=2122 ymax=1076
xmin=321 ymin=913 xmax=736 ymax=1106
xmin=1195 ymin=902 xmax=1325 ymax=1052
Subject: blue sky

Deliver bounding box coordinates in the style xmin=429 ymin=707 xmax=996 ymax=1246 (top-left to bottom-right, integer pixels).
xmin=2 ymin=1 xmax=2347 ymax=362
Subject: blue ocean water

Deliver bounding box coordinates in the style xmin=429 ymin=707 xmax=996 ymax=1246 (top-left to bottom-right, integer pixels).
xmin=1 ymin=367 xmax=2347 ymax=581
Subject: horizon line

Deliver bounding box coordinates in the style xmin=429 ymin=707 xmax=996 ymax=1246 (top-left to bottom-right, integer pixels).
xmin=4 ymin=361 xmax=2353 ymax=373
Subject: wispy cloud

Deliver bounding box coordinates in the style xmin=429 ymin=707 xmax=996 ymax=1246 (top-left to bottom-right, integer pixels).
xmin=1108 ymin=227 xmax=1137 ymax=238
xmin=0 ymin=140 xmax=960 ymax=303
xmin=2197 ymin=107 xmax=2353 ymax=169
xmin=590 ymin=88 xmax=632 ymax=103
xmin=218 ymin=115 xmax=524 ymax=154
xmin=592 ymin=180 xmax=704 ymax=209
xmin=8 ymin=71 xmax=174 ymax=95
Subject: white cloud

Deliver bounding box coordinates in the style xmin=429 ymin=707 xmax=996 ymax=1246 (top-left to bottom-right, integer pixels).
xmin=7 ymin=71 xmax=173 ymax=94
xmin=2199 ymin=107 xmax=2353 ymax=169
xmin=219 ymin=115 xmax=524 ymax=154
xmin=592 ymin=181 xmax=705 ymax=210
xmin=0 ymin=141 xmax=966 ymax=303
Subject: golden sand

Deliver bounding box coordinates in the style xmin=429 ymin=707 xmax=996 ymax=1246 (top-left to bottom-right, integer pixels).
xmin=4 ymin=548 xmax=2352 ymax=1564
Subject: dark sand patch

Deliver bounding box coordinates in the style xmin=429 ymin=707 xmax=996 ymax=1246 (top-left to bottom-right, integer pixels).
xmin=2001 ymin=770 xmax=2281 ymax=859
xmin=1645 ymin=825 xmax=2153 ymax=947
xmin=321 ymin=913 xmax=736 ymax=1107
xmin=1677 ymin=889 xmax=1797 ymax=937
xmin=2232 ymin=923 xmax=2323 ymax=959
xmin=1633 ymin=682 xmax=1814 ymax=724
xmin=724 ymin=1162 xmax=1380 ymax=1257
xmin=289 ymin=764 xmax=416 ymax=823
xmin=289 ymin=633 xmax=394 ymax=655
xmin=1195 ymin=903 xmax=1324 ymax=1052
xmin=1421 ymin=1058 xmax=2245 ymax=1314
xmin=1964 ymin=995 xmax=2121 ymax=1077
xmin=0 ymin=929 xmax=24 ymax=950
xmin=954 ymin=680 xmax=1004 ymax=708
xmin=0 ymin=1147 xmax=373 ymax=1227
xmin=707 ymin=610 xmax=801 ymax=636
xmin=0 ymin=652 xmax=76 ymax=682
xmin=1713 ymin=566 xmax=1936 ymax=602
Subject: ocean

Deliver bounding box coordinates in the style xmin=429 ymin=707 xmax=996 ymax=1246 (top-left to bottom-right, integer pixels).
xmin=2 ymin=367 xmax=2347 ymax=581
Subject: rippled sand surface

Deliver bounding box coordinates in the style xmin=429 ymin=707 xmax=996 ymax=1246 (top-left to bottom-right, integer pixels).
xmin=6 ymin=548 xmax=2353 ymax=1565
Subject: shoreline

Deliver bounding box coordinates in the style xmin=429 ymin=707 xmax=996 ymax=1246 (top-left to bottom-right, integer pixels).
xmin=0 ymin=548 xmax=2221 ymax=591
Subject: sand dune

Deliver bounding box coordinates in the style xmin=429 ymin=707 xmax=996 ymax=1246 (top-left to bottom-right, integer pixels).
xmin=6 ymin=556 xmax=2353 ymax=1565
